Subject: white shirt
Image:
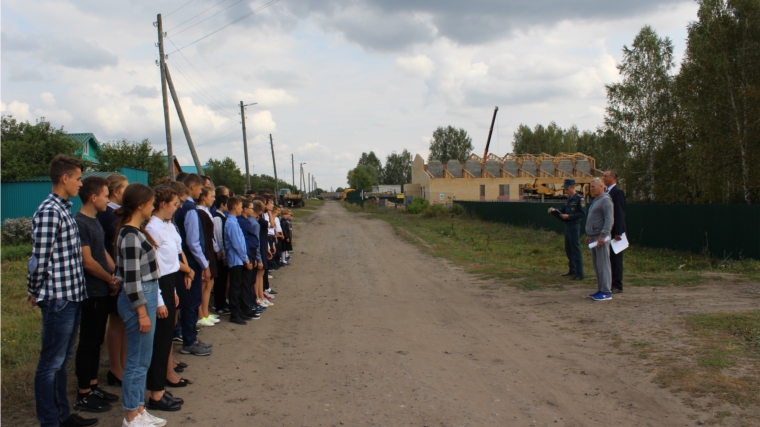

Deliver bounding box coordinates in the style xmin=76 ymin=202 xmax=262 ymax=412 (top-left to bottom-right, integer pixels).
xmin=146 ymin=216 xmax=182 ymax=307
xmin=197 ymin=206 xmax=220 ymax=253
xmin=264 ymin=212 xmax=275 ymax=236
xmin=275 ymin=216 xmax=282 ymax=234
xmin=606 ymin=183 xmax=616 ymax=193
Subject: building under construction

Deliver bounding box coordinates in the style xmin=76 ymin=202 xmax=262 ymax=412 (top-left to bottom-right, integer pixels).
xmin=405 ymin=152 xmax=603 ymax=203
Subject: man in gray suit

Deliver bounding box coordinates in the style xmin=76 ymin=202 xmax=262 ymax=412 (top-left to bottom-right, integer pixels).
xmin=585 ymin=178 xmax=614 ymax=301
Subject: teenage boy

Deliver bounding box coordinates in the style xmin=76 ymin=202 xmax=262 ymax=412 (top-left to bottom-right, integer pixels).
xmin=175 ymin=174 xmax=212 ymax=356
xmin=212 ymin=195 xmax=230 ymax=315
xmin=29 ymin=155 xmax=98 ymax=427
xmin=74 ymin=176 xmax=121 ymax=413
xmin=237 ymin=199 xmax=261 ymax=317
xmin=224 ymin=197 xmax=253 ymax=325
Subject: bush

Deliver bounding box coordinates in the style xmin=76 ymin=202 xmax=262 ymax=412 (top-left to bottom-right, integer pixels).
xmin=406 ymin=197 xmax=430 ymax=214
xmin=2 ymin=218 xmax=33 ymax=245
xmin=1 ymin=244 xmax=32 ymax=262
xmin=450 ymin=203 xmax=466 ymax=216
xmin=422 ymin=204 xmax=449 ymax=218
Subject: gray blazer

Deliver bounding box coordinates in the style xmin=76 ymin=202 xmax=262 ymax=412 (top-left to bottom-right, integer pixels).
xmin=585 ymin=193 xmax=613 ymax=240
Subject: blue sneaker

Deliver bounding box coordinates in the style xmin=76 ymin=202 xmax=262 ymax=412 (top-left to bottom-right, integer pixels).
xmin=592 ymin=293 xmax=612 ymax=301
xmin=588 ymin=291 xmax=602 ymax=299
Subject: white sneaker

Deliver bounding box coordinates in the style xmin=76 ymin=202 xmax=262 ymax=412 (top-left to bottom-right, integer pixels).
xmin=122 ymin=417 xmax=153 ymax=427
xmin=208 ymin=313 xmax=219 ymax=320
xmin=263 ymin=291 xmax=275 ymax=299
xmin=209 ymin=316 xmax=220 ymax=324
xmin=268 ymin=274 xmax=274 ymax=279
xmin=257 ymin=299 xmax=271 ymax=307
xmin=199 ymin=317 xmax=215 ymax=327
xmin=138 ymin=409 xmax=167 ymax=426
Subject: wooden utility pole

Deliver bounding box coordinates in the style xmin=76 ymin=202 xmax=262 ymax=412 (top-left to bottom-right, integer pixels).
xmin=164 ymin=64 xmax=204 ymax=174
xmin=269 ymin=134 xmax=279 ymax=197
xmin=156 ymin=14 xmax=174 ymax=180
xmin=308 ymin=173 xmax=311 ymax=198
xmin=239 ymin=101 xmax=252 ymax=191
xmin=291 ymin=154 xmax=295 ymax=192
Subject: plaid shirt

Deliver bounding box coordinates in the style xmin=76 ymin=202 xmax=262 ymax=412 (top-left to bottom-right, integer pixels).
xmin=27 ymin=192 xmax=86 ymax=301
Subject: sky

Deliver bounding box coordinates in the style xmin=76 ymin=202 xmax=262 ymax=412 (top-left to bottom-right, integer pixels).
xmin=1 ymin=0 xmax=699 ymax=191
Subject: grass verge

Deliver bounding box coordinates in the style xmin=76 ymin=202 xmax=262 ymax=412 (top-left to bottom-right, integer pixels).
xmin=291 ymin=198 xmax=325 ymax=221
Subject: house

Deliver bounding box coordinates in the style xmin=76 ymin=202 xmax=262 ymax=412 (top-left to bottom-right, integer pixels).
xmin=160 ymin=155 xmax=206 ymax=177
xmin=67 ymin=133 xmax=103 ymax=164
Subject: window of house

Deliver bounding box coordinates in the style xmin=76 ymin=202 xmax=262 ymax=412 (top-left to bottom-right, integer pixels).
xmin=499 ymin=184 xmax=509 ymax=197
xmin=83 ymin=140 xmax=89 ymax=156
xmin=480 ymin=185 xmax=485 ymax=197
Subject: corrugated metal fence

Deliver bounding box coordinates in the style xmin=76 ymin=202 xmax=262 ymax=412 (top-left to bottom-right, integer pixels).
xmin=454 ymin=201 xmax=760 ymax=260
xmin=1 ymin=167 xmax=149 ymax=221
xmin=345 ymin=190 xmax=364 ymax=208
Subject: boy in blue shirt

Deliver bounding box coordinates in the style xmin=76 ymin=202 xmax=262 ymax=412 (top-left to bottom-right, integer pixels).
xmin=223 ymin=197 xmax=253 ymax=325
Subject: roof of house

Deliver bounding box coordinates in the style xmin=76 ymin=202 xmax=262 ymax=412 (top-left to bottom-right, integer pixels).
xmin=67 ymin=133 xmax=103 ymax=152
xmin=15 ymin=171 xmax=117 ymax=183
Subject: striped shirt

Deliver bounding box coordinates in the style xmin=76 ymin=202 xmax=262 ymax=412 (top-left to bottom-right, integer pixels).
xmin=115 ymin=226 xmax=161 ymax=308
xmin=27 ymin=192 xmax=86 ymax=302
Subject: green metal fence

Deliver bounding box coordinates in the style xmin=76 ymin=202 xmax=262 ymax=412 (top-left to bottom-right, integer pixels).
xmin=455 ymin=201 xmax=760 ymax=260
xmin=345 ymin=190 xmax=364 ymax=208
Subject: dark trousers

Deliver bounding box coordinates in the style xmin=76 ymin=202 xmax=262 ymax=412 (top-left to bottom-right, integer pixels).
xmin=564 ymin=224 xmax=583 ymax=277
xmin=610 ymin=247 xmax=624 ymax=290
xmin=147 ymin=273 xmax=178 ymax=391
xmin=75 ymin=295 xmax=111 ymax=389
xmin=213 ymin=257 xmax=229 ymax=311
xmin=242 ymin=267 xmax=255 ymax=310
xmin=228 ymin=266 xmax=247 ymax=320
xmin=176 ymin=259 xmax=201 ymax=347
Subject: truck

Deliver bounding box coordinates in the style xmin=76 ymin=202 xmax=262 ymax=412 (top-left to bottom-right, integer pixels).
xmin=278 ymin=188 xmax=305 ymax=207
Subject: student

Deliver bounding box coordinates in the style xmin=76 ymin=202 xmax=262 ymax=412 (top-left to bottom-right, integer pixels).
xmin=144 ymin=186 xmax=187 ymax=412
xmin=210 ymin=186 xmax=229 ymax=214
xmin=201 ymin=175 xmax=213 ymax=187
xmin=223 ymin=197 xmax=254 ymax=325
xmin=262 ymin=196 xmax=279 ymax=295
xmin=175 ymin=174 xmax=212 ymax=356
xmin=281 ymin=209 xmax=293 ymax=264
xmin=74 ymin=176 xmax=121 ymax=413
xmin=29 ymin=155 xmax=97 ymax=427
xmin=196 ymin=187 xmax=220 ymax=327
xmin=113 ymin=183 xmax=165 ymax=427
xmin=250 ymin=200 xmax=270 ymax=308
xmin=98 ymin=173 xmax=129 ymax=387
xmin=272 ymin=205 xmax=285 ymax=268
xmin=212 ymin=195 xmax=230 ymax=315
xmin=237 ymin=199 xmax=262 ymax=314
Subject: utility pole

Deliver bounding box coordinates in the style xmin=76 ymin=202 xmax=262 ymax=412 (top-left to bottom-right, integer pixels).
xmin=308 ymin=173 xmax=311 ymax=198
xmin=299 ymin=163 xmax=306 ymax=195
xmin=164 ymin=64 xmax=203 ymax=174
xmin=156 ymin=14 xmax=174 ymax=180
xmin=269 ymin=134 xmax=279 ymax=197
xmin=291 ymin=154 xmax=295 ymax=192
xmin=239 ymin=101 xmax=257 ymax=191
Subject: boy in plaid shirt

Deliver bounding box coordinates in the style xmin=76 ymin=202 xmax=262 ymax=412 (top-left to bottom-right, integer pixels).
xmin=28 ymin=155 xmax=98 ymax=427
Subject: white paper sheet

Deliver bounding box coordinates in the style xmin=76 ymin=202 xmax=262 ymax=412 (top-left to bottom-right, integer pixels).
xmin=588 ymin=236 xmax=611 ymax=249
xmin=611 ymin=232 xmax=629 ymax=254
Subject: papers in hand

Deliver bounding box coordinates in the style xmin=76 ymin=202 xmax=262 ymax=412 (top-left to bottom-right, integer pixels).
xmin=611 ymin=233 xmax=629 ymax=254
xmin=550 ymin=209 xmax=567 ymax=222
xmin=588 ymin=236 xmax=611 ymax=249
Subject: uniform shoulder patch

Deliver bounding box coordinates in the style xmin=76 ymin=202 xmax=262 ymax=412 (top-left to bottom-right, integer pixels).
xmin=580 ymin=200 xmax=586 ymax=207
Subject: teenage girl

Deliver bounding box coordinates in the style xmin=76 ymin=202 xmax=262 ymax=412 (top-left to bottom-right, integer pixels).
xmin=196 ymin=187 xmax=220 ymax=327
xmin=113 ymin=184 xmax=165 ymax=427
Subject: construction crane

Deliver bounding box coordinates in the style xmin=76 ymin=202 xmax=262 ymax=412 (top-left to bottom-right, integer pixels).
xmin=481 ymin=106 xmax=499 ymax=171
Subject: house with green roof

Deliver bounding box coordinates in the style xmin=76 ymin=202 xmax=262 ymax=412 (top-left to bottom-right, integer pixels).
xmin=67 ymin=133 xmax=103 ymax=164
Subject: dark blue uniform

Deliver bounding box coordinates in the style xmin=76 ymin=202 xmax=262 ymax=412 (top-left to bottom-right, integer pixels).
xmin=559 ymin=193 xmax=585 ymax=278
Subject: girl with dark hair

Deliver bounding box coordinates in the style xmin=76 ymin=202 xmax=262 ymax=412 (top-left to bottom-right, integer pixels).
xmin=195 ymin=187 xmax=219 ymax=327
xmin=113 ymin=184 xmax=166 ymax=427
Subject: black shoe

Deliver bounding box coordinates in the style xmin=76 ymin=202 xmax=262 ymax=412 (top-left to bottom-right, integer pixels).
xmin=174 ymin=366 xmax=184 ymax=373
xmin=147 ymin=393 xmax=182 ymax=412
xmin=561 ymin=271 xmax=574 ymax=277
xmin=90 ymin=385 xmax=119 ymax=402
xmin=239 ymin=313 xmax=253 ymax=320
xmin=611 ymin=288 xmax=624 ymax=294
xmin=176 ymin=362 xmax=188 ymax=369
xmin=265 ymin=289 xmax=278 ymax=295
xmin=73 ymin=395 xmax=111 ymax=413
xmin=571 ymin=276 xmax=584 ymax=280
xmin=230 ymin=317 xmax=248 ymax=325
xmin=106 ymin=371 xmax=121 ymax=386
xmin=60 ymin=413 xmax=99 ymax=427
xmin=164 ymin=390 xmax=184 ymax=405
xmin=216 ymin=307 xmax=231 ymax=316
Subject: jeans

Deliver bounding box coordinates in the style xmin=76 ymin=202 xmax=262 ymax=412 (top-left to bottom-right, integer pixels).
xmin=75 ymin=295 xmax=111 ymax=389
xmin=35 ymin=298 xmax=81 ymax=427
xmin=118 ymin=280 xmax=158 ymax=411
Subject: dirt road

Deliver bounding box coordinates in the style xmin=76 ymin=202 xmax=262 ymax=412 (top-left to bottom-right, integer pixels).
xmin=94 ymin=201 xmax=712 ymax=427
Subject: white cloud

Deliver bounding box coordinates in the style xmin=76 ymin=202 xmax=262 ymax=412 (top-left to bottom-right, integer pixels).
xmin=396 ymin=55 xmax=435 ymax=78
xmin=248 ymin=88 xmax=299 ymax=107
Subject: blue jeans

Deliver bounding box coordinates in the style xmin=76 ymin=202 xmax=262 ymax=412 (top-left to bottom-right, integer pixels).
xmin=118 ymin=281 xmax=158 ymax=411
xmin=35 ymin=298 xmax=81 ymax=427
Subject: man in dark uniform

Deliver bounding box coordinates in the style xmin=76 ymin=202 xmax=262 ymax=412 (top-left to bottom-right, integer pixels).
xmin=603 ymin=169 xmax=626 ymax=293
xmin=548 ymin=179 xmax=586 ymax=280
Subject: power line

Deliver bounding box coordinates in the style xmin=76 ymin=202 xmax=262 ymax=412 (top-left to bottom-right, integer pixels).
xmin=168 ymin=0 xmax=281 ymax=54
xmin=169 ymin=59 xmax=236 ymax=114
xmin=167 ymin=38 xmax=236 ymax=105
xmin=166 ymin=0 xmax=227 ymax=33
xmin=169 ymin=0 xmax=243 ymax=36
xmin=164 ymin=0 xmax=196 ymax=19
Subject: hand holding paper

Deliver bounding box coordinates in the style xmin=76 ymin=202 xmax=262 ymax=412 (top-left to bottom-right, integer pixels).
xmin=611 ymin=233 xmax=629 ymax=254
xmin=588 ymin=236 xmax=611 ymax=249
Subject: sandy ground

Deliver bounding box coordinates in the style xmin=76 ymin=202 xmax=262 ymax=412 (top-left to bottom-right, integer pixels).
xmin=84 ymin=201 xmax=758 ymax=427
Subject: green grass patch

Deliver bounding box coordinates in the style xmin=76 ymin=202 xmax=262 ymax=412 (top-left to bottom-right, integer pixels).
xmin=341 ymin=204 xmax=759 ymax=290
xmin=291 ymin=198 xmax=325 ymax=220
xmin=1 ymin=244 xmax=31 ymax=262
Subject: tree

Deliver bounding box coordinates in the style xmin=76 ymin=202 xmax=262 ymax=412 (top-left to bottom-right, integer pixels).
xmin=512 ymin=122 xmax=579 ymax=155
xmin=1 ymin=116 xmax=82 ymax=182
xmin=604 ymin=26 xmax=677 ymax=202
xmin=336 ymin=187 xmax=345 ymax=192
xmin=428 ymin=126 xmax=473 ymax=163
xmin=357 ymin=151 xmax=383 ymax=185
xmin=95 ymin=139 xmax=167 ymax=185
xmin=382 ymin=149 xmax=413 ymax=189
xmin=205 ymin=157 xmax=246 ymax=194
xmin=346 ymin=165 xmax=377 ymax=191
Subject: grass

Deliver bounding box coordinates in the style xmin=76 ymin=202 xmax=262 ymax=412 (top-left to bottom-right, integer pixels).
xmin=291 ymin=198 xmax=325 ymax=221
xmin=342 ymin=202 xmax=760 ymax=290
xmin=1 ymin=244 xmax=32 ymax=262
xmin=654 ymin=311 xmax=760 ymax=410
xmin=2 ymin=259 xmax=43 ymax=423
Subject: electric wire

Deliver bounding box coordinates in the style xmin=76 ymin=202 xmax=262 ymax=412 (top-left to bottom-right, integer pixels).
xmin=169 ymin=60 xmax=235 ymax=114
xmin=164 ymin=0 xmax=196 ymax=19
xmin=167 ymin=38 xmax=236 ymax=106
xmin=166 ymin=0 xmax=228 ymax=33
xmin=168 ymin=0 xmax=281 ymax=54
xmin=169 ymin=0 xmax=244 ymax=36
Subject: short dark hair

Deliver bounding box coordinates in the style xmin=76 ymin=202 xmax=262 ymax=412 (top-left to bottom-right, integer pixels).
xmin=50 ymin=154 xmax=83 ymax=184
xmin=227 ymin=196 xmax=242 ymax=211
xmin=240 ymin=199 xmax=253 ymax=210
xmin=215 ymin=186 xmax=228 ymax=196
xmin=258 ymin=188 xmax=273 ymax=196
xmin=605 ymin=169 xmax=618 ymax=179
xmin=183 ymin=173 xmax=203 ymax=188
xmin=175 ymin=172 xmax=189 ymax=182
xmin=79 ymin=176 xmax=109 ymax=204
xmin=252 ymin=196 xmax=265 ymax=203
xmin=214 ymin=195 xmax=229 ymax=209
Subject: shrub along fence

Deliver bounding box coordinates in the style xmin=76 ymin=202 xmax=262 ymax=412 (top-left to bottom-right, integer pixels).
xmin=454 ymin=201 xmax=760 ymax=260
